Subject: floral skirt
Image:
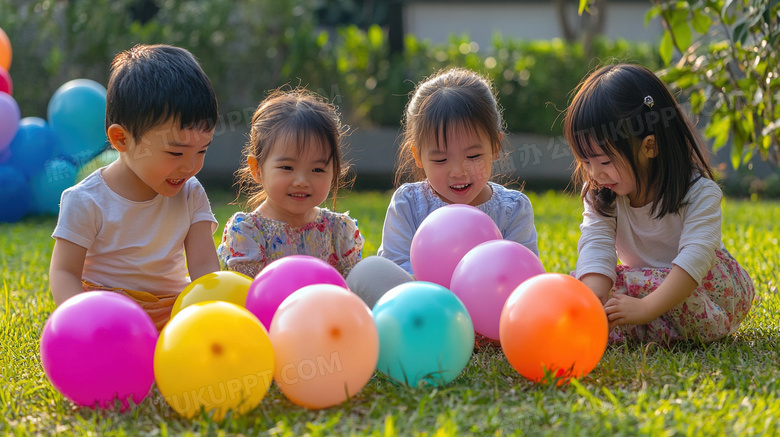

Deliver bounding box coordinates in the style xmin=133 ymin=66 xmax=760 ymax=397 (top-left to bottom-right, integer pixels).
xmin=609 ymin=249 xmax=755 ymax=344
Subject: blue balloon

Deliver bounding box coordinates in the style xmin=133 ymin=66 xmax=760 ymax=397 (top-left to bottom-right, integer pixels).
xmin=0 ymin=164 xmax=31 ymax=222
xmin=372 ymin=281 xmax=474 ymax=387
xmin=8 ymin=117 xmax=58 ymax=179
xmin=48 ymin=79 xmax=108 ymax=164
xmin=29 ymin=158 xmax=77 ymax=215
xmin=0 ymin=144 xmax=10 ymax=164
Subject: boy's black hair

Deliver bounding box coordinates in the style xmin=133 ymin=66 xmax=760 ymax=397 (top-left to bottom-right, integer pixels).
xmin=105 ymin=44 xmax=218 ymax=140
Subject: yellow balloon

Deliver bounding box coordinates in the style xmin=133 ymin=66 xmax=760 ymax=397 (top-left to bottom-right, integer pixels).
xmin=171 ymin=271 xmax=252 ymax=320
xmin=154 ymin=301 xmax=275 ymax=421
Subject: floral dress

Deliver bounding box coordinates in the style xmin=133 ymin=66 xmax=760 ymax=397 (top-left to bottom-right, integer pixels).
xmin=217 ymin=208 xmax=364 ymax=278
xmin=608 ymin=248 xmax=754 ymax=344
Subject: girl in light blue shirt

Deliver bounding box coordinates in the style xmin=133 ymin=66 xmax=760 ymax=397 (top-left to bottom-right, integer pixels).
xmin=347 ymin=68 xmax=538 ymax=309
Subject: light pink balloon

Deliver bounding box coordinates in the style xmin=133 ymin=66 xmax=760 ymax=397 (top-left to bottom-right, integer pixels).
xmin=410 ymin=204 xmax=502 ymax=288
xmin=450 ymin=240 xmax=545 ymax=340
xmin=39 ymin=292 xmax=157 ymax=410
xmin=245 ymin=255 xmax=348 ymax=330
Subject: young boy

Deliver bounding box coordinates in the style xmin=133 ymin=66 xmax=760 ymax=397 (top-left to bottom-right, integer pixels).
xmin=49 ymin=44 xmax=220 ymax=331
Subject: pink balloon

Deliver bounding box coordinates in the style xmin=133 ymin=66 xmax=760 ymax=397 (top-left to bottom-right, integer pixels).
xmin=39 ymin=292 xmax=157 ymax=410
xmin=245 ymin=255 xmax=348 ymax=330
xmin=0 ymin=66 xmax=11 ymax=95
xmin=410 ymin=204 xmax=502 ymax=288
xmin=0 ymin=92 xmax=20 ymax=152
xmin=450 ymin=240 xmax=545 ymax=340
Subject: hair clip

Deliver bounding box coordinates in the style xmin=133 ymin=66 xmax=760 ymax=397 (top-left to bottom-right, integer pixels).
xmin=643 ymin=95 xmax=654 ymax=108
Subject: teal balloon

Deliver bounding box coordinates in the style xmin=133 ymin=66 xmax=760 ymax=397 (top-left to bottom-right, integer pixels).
xmin=372 ymin=281 xmax=474 ymax=387
xmin=8 ymin=117 xmax=58 ymax=178
xmin=47 ymin=79 xmax=108 ymax=163
xmin=29 ymin=158 xmax=77 ymax=215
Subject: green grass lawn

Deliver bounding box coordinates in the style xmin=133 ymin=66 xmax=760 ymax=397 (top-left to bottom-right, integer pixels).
xmin=2 ymin=190 xmax=779 ymax=436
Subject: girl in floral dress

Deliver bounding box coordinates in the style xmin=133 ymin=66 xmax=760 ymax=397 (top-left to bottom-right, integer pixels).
xmin=218 ymin=89 xmax=364 ymax=278
xmin=565 ymin=64 xmax=754 ymax=344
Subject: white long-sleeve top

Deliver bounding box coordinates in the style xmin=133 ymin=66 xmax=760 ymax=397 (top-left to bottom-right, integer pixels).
xmin=575 ymin=177 xmax=724 ymax=285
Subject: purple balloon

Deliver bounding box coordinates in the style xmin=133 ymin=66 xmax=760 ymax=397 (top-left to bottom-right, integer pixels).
xmin=40 ymin=292 xmax=158 ymax=410
xmin=246 ymin=255 xmax=348 ymax=330
xmin=450 ymin=240 xmax=545 ymax=340
xmin=410 ymin=204 xmax=502 ymax=289
xmin=0 ymin=92 xmax=20 ymax=152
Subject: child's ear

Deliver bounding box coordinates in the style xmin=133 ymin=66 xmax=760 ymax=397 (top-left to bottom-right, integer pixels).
xmin=642 ymin=135 xmax=658 ymax=158
xmin=247 ymin=155 xmax=262 ymax=184
xmin=107 ymin=124 xmax=131 ymax=152
xmin=413 ymin=145 xmax=423 ymax=168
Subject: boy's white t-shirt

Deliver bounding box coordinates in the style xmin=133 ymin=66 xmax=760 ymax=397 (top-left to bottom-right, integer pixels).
xmin=52 ymin=167 xmax=218 ymax=295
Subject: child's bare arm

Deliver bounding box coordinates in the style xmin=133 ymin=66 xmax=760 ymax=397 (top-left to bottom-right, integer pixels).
xmin=184 ymin=221 xmax=220 ymax=280
xmin=579 ymin=273 xmax=613 ymax=305
xmin=604 ymin=266 xmax=697 ymax=328
xmin=49 ymin=238 xmax=88 ymax=305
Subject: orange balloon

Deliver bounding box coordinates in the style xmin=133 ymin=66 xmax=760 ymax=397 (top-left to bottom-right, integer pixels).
xmin=170 ymin=271 xmax=252 ymax=320
xmin=270 ymin=284 xmax=379 ymax=409
xmin=499 ymin=273 xmax=608 ymax=384
xmin=0 ymin=27 xmax=11 ymax=71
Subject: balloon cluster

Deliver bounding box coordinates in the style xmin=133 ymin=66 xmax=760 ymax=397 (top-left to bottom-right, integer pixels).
xmin=0 ymin=26 xmax=110 ymax=222
xmin=40 ymin=256 xmax=380 ymax=420
xmin=409 ymin=204 xmax=608 ymax=384
xmin=37 ymin=205 xmax=609 ymax=420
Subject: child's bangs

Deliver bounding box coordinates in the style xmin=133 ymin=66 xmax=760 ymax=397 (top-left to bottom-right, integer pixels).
xmin=567 ymin=96 xmax=621 ymax=161
xmin=416 ymin=91 xmax=492 ymax=152
xmin=271 ymin=127 xmax=332 ymax=164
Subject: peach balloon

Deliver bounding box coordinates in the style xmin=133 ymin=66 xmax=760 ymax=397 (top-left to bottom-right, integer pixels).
xmin=270 ymin=284 xmax=379 ymax=409
xmin=499 ymin=273 xmax=608 ymax=384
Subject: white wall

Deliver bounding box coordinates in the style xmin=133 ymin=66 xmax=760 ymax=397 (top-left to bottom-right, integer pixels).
xmin=405 ymin=2 xmax=663 ymax=47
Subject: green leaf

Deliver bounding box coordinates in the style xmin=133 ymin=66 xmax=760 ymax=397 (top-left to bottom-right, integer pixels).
xmin=691 ymin=10 xmax=712 ymax=33
xmin=690 ymin=90 xmax=706 ymax=114
xmin=645 ymin=7 xmax=661 ymax=27
xmin=671 ymin=18 xmax=692 ymax=51
xmin=578 ymin=0 xmax=590 ymax=15
xmin=368 ymin=25 xmax=383 ymax=48
xmin=705 ymin=116 xmax=731 ymax=150
xmin=731 ymin=132 xmax=744 ymax=169
xmin=733 ymin=22 xmax=748 ymax=44
xmin=761 ymin=134 xmax=772 ymax=155
xmin=660 ymin=31 xmax=674 ymax=65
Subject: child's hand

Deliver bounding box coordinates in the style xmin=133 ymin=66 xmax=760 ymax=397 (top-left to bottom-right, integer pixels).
xmin=604 ymin=294 xmax=655 ymax=329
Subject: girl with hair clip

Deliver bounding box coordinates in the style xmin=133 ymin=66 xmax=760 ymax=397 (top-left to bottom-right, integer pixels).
xmin=218 ymin=88 xmax=364 ymax=278
xmin=347 ymin=68 xmax=538 ymax=328
xmin=566 ymin=63 xmax=754 ymax=344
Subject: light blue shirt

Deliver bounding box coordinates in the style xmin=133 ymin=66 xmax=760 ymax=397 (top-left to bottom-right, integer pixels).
xmin=377 ymin=181 xmax=539 ymax=274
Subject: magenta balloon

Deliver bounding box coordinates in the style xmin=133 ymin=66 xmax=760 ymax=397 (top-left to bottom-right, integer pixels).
xmin=245 ymin=255 xmax=348 ymax=330
xmin=0 ymin=92 xmax=20 ymax=152
xmin=410 ymin=204 xmax=502 ymax=289
xmin=39 ymin=292 xmax=157 ymax=410
xmin=450 ymin=240 xmax=545 ymax=340
xmin=0 ymin=65 xmax=11 ymax=95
